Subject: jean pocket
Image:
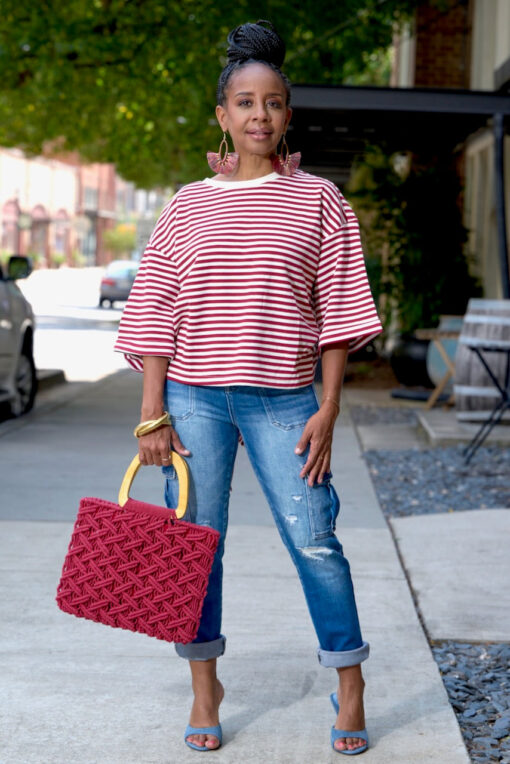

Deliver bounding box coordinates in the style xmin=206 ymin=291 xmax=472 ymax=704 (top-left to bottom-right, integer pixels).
xmin=260 ymin=385 xmax=318 ymax=430
xmin=306 ymin=477 xmax=340 ymax=540
xmin=165 ymin=380 xmax=195 ymax=421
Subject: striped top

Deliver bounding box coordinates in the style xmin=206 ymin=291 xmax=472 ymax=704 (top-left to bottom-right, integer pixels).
xmin=114 ymin=169 xmax=382 ymax=388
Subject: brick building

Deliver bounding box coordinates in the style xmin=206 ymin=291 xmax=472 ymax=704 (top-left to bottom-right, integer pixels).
xmin=392 ymin=0 xmax=510 ymax=298
xmin=0 ymin=148 xmax=168 ymax=267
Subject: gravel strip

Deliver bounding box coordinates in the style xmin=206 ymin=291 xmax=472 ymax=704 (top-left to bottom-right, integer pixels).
xmin=349 ymin=405 xmax=419 ymax=426
xmin=363 ymin=445 xmax=510 ymax=517
xmin=357 ymin=408 xmax=510 ymax=761
xmin=432 ymin=641 xmax=510 ymax=764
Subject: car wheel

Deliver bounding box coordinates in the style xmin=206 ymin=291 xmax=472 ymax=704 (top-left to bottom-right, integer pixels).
xmin=99 ymin=297 xmax=105 ymax=308
xmin=10 ymin=346 xmax=37 ymax=417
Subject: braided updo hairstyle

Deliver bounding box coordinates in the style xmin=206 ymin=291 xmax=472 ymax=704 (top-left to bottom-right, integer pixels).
xmin=216 ymin=20 xmax=291 ymax=106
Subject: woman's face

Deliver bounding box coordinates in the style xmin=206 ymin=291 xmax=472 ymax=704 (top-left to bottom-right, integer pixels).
xmin=216 ymin=62 xmax=292 ymax=159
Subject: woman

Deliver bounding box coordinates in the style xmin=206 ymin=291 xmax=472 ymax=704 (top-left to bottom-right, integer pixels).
xmin=115 ymin=20 xmax=382 ymax=755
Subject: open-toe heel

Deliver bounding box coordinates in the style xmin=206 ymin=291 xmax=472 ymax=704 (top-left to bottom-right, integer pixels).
xmin=184 ymin=724 xmax=222 ymax=752
xmin=330 ymin=692 xmax=369 ymax=755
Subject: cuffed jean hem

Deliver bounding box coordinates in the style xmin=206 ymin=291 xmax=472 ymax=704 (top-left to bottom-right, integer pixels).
xmin=174 ymin=635 xmax=226 ymax=661
xmin=317 ymin=640 xmax=370 ymax=668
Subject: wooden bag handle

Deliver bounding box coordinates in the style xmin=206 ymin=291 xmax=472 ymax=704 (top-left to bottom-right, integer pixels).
xmin=118 ymin=452 xmax=189 ymax=519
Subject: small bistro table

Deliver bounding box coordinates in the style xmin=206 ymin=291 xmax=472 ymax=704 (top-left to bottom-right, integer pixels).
xmin=460 ymin=338 xmax=510 ymax=463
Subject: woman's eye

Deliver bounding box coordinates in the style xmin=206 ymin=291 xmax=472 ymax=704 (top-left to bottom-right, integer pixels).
xmin=237 ymin=99 xmax=282 ymax=108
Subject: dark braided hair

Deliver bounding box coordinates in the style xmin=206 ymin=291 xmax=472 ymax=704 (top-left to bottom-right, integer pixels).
xmin=216 ymin=20 xmax=291 ymax=106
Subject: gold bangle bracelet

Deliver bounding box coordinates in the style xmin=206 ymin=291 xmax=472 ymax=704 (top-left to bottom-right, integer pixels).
xmin=322 ymin=396 xmax=340 ymax=412
xmin=133 ymin=411 xmax=171 ymax=438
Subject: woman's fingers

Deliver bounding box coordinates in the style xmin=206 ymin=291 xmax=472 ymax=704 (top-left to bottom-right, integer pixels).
xmin=315 ymin=451 xmax=332 ymax=485
xmin=296 ymin=410 xmax=336 ymax=485
xmin=170 ymin=429 xmax=191 ymax=456
xmin=138 ymin=426 xmax=191 ymax=467
xmin=294 ymin=425 xmax=311 ymax=456
xmin=300 ymin=441 xmax=330 ymax=484
xmin=138 ymin=426 xmax=173 ymax=466
xmin=303 ymin=448 xmax=330 ymax=486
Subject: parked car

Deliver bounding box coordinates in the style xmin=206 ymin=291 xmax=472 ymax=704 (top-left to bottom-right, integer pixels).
xmin=99 ymin=259 xmax=139 ymax=308
xmin=0 ymin=255 xmax=37 ymax=416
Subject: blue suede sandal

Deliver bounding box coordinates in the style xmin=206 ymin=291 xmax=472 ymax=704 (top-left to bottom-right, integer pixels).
xmin=184 ymin=724 xmax=222 ymax=752
xmin=330 ymin=692 xmax=369 ymax=755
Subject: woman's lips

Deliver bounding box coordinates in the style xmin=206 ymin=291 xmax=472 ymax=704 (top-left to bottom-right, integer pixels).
xmin=247 ymin=130 xmax=273 ymax=140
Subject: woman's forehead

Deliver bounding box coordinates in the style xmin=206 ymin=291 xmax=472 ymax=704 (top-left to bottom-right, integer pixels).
xmin=228 ymin=63 xmax=286 ymax=94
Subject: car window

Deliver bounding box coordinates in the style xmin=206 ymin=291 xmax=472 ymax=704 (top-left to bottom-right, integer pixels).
xmin=106 ymin=261 xmax=138 ymax=278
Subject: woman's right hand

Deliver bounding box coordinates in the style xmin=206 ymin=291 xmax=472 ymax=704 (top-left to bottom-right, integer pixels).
xmin=138 ymin=424 xmax=191 ymax=466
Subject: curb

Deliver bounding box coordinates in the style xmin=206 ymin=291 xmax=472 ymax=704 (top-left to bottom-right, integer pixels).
xmin=36 ymin=369 xmax=67 ymax=391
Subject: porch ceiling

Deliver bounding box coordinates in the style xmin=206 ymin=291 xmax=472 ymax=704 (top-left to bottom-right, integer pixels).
xmin=289 ymin=84 xmax=510 ymax=184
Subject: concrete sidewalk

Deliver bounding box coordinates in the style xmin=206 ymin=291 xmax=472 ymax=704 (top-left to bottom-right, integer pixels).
xmin=0 ymin=371 xmax=468 ymax=763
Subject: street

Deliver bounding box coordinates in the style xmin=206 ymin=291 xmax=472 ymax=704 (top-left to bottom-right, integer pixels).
xmin=18 ymin=266 xmax=127 ymax=384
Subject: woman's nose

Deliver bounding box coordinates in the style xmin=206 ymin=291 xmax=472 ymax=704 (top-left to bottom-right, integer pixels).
xmin=253 ymin=101 xmax=269 ymax=120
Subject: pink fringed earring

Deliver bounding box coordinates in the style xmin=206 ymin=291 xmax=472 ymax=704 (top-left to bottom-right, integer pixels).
xmin=207 ymin=132 xmax=239 ymax=175
xmin=271 ymin=134 xmax=301 ymax=176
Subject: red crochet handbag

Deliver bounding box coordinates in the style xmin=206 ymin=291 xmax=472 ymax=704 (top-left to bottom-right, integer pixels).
xmin=56 ymin=453 xmax=219 ymax=644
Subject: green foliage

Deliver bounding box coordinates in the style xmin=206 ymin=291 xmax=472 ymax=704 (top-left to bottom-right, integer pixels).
xmin=0 ymin=0 xmax=418 ymax=187
xmin=0 ymin=249 xmax=11 ymax=266
xmin=70 ymin=249 xmax=86 ymax=267
xmin=103 ymin=223 xmax=136 ymax=255
xmin=26 ymin=250 xmax=44 ymax=267
xmin=347 ymin=146 xmax=482 ymax=336
xmin=49 ymin=251 xmax=66 ymax=267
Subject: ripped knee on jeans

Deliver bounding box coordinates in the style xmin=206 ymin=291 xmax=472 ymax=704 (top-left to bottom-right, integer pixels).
xmin=296 ymin=545 xmax=336 ymax=561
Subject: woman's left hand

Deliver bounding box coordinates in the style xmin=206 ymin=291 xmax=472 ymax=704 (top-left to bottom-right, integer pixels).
xmin=294 ymin=401 xmax=339 ymax=486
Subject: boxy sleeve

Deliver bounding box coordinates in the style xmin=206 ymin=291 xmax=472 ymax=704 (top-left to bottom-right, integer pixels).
xmin=114 ymin=197 xmax=179 ymax=372
xmin=313 ymin=185 xmax=382 ymax=354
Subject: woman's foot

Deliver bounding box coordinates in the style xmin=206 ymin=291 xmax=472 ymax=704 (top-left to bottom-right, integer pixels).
xmin=186 ymin=677 xmax=224 ymax=750
xmin=333 ymin=666 xmax=366 ymax=753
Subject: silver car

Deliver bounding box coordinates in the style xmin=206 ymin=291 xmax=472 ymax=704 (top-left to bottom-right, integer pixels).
xmin=99 ymin=259 xmax=139 ymax=308
xmin=0 ymin=256 xmax=37 ymax=416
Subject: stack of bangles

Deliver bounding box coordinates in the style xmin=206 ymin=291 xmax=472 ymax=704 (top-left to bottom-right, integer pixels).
xmin=133 ymin=411 xmax=172 ymax=438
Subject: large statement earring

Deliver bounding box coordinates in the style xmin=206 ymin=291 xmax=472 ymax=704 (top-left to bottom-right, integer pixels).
xmin=207 ymin=132 xmax=239 ymax=175
xmin=271 ymin=134 xmax=301 ymax=176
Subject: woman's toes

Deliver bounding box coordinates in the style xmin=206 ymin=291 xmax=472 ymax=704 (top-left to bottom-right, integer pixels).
xmin=187 ymin=734 xmax=205 ymax=747
xmin=187 ymin=733 xmax=219 ymax=750
xmin=334 ymin=737 xmax=348 ymax=751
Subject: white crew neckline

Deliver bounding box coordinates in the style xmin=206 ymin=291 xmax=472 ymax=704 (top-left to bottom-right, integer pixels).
xmin=203 ymin=171 xmax=280 ymax=188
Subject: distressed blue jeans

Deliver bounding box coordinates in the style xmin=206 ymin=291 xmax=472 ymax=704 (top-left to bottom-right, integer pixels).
xmin=163 ymin=379 xmax=369 ymax=669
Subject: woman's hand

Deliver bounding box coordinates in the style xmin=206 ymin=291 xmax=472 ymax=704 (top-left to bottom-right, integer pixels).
xmin=294 ymin=401 xmax=339 ymax=486
xmin=138 ymin=424 xmax=190 ymax=466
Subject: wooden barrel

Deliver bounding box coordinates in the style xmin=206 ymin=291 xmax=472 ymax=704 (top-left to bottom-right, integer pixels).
xmin=426 ymin=315 xmax=464 ymax=393
xmin=454 ymin=298 xmax=510 ymax=421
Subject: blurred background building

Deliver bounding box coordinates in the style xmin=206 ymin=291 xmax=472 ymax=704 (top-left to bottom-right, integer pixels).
xmin=392 ymin=0 xmax=510 ymax=298
xmin=0 ymin=148 xmax=168 ymax=267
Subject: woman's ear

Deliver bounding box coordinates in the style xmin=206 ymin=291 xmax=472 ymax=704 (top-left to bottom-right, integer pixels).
xmin=215 ymin=104 xmax=228 ymax=133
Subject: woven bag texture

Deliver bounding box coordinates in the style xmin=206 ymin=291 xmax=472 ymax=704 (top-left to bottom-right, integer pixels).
xmin=56 ymin=497 xmax=219 ymax=644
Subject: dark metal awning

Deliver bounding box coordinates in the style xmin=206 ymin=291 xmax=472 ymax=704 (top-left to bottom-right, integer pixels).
xmin=289 ymin=83 xmax=510 ymax=180
xmin=289 ymin=83 xmax=510 ymax=297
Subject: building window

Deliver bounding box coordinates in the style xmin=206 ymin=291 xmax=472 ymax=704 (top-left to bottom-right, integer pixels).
xmin=84 ymin=186 xmax=98 ymax=210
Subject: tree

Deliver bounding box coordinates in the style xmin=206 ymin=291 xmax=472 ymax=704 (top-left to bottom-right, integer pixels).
xmin=0 ymin=0 xmax=418 ymax=187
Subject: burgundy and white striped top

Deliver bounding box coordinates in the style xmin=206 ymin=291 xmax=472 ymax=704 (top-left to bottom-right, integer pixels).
xmin=114 ymin=169 xmax=382 ymax=388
